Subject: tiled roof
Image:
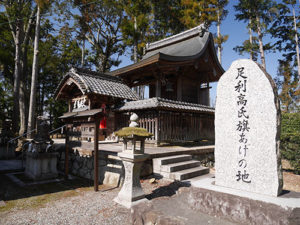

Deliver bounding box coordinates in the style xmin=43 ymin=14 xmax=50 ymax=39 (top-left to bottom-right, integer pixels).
xmin=115 ymin=97 xmax=215 ymax=113
xmin=59 ymin=109 xmax=103 ymax=119
xmin=55 ymin=68 xmax=139 ymax=100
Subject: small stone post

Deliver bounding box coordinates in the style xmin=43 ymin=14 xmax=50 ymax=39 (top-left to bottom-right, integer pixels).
xmin=114 ymin=113 xmax=152 ymax=208
xmin=25 ymin=118 xmax=58 ymax=180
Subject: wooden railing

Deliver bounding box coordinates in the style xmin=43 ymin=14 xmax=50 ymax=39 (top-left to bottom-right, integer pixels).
xmin=139 ymin=113 xmax=157 ymax=141
xmin=116 ymin=111 xmax=214 ymax=144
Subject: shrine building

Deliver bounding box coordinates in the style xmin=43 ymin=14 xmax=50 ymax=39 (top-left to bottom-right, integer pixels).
xmin=55 ymin=25 xmax=224 ymax=146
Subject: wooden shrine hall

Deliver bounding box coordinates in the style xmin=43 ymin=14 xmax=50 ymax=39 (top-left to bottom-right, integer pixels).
xmin=55 ymin=24 xmax=224 ymax=147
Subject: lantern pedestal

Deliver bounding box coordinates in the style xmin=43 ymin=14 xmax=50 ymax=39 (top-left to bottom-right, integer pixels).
xmin=114 ymin=151 xmax=149 ymax=208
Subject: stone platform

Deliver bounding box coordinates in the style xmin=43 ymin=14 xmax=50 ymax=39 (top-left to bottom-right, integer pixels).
xmin=53 ymin=139 xmax=215 ymax=160
xmin=53 ymin=139 xmax=215 ymax=186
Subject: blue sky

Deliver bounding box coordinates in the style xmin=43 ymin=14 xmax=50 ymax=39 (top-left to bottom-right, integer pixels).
xmin=112 ymin=1 xmax=284 ymax=106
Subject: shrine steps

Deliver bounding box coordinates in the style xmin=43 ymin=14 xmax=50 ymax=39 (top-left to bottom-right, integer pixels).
xmin=153 ymin=155 xmax=209 ymax=181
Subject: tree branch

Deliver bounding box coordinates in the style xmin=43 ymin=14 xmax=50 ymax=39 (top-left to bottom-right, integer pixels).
xmin=23 ymin=5 xmax=37 ymax=45
xmin=4 ymin=4 xmax=16 ymax=41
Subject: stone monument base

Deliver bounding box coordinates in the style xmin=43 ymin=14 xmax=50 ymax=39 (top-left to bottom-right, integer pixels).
xmin=132 ymin=176 xmax=300 ymax=225
xmin=25 ymin=152 xmax=58 ymax=180
xmin=187 ymin=176 xmax=300 ymax=225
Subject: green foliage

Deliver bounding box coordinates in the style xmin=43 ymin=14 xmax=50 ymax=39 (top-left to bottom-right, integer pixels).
xmin=269 ymin=0 xmax=299 ymax=63
xmin=275 ymin=60 xmax=299 ymax=112
xmin=180 ymin=0 xmax=218 ymax=29
xmin=233 ymin=0 xmax=277 ymax=61
xmin=71 ymin=0 xmax=125 ymax=72
xmin=280 ymin=113 xmax=300 ymax=174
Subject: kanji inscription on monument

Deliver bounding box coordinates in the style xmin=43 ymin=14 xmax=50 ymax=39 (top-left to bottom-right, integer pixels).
xmin=215 ymin=59 xmax=283 ymax=196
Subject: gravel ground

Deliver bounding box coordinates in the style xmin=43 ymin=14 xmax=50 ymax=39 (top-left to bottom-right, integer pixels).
xmin=0 ymin=186 xmax=131 ymax=225
xmin=1 ymin=171 xmax=299 ymax=225
xmin=0 ymin=175 xmax=173 ymax=225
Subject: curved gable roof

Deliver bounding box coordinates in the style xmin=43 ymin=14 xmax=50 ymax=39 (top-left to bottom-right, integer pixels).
xmin=54 ymin=68 xmax=139 ymax=101
xmin=110 ymin=25 xmax=224 ymax=78
xmin=143 ymin=25 xmax=209 ymax=59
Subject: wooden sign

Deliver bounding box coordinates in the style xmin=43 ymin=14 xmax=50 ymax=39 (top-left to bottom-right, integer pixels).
xmin=72 ymin=96 xmax=89 ymax=112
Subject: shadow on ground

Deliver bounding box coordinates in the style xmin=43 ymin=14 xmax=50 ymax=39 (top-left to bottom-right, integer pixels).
xmin=0 ymin=173 xmax=93 ymax=202
xmin=145 ymin=180 xmax=191 ymax=200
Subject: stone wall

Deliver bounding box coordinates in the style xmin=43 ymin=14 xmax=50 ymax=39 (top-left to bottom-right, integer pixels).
xmin=57 ymin=150 xmax=154 ymax=186
xmin=192 ymin=152 xmax=214 ymax=168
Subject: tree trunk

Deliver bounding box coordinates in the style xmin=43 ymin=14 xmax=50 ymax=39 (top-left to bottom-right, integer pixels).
xmin=217 ymin=10 xmax=222 ymax=65
xmin=12 ymin=24 xmax=21 ymax=134
xmin=292 ymin=6 xmax=300 ymax=78
xmin=41 ymin=82 xmax=45 ymax=116
xmin=256 ymin=15 xmax=266 ymax=70
xmin=81 ymin=38 xmax=85 ymax=67
xmin=19 ymin=74 xmax=26 ymax=135
xmin=249 ymin=20 xmax=253 ymax=61
xmin=133 ymin=16 xmax=138 ymax=64
xmin=28 ymin=6 xmax=41 ymax=138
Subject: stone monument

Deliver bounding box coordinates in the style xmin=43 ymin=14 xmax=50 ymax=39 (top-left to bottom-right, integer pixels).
xmin=114 ymin=113 xmax=152 ymax=208
xmin=215 ymin=59 xmax=283 ymax=196
xmin=25 ymin=118 xmax=58 ymax=180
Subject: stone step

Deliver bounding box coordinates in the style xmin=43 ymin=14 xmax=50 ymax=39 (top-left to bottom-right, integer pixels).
xmin=171 ymin=166 xmax=210 ymax=181
xmin=153 ymin=155 xmax=192 ymax=168
xmin=160 ymin=160 xmax=201 ymax=173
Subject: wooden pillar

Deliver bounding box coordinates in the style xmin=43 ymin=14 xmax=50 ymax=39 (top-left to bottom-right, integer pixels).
xmin=155 ymin=115 xmax=159 ymax=143
xmin=65 ymin=124 xmax=69 ymax=179
xmin=155 ymin=80 xmax=161 ymax=97
xmin=177 ymin=76 xmax=182 ymax=101
xmin=197 ymin=81 xmax=201 ymax=104
xmin=198 ymin=82 xmax=210 ymax=106
xmin=68 ymin=100 xmax=72 ymax=112
xmin=94 ymin=118 xmax=100 ymax=192
xmin=207 ymin=81 xmax=210 ymax=106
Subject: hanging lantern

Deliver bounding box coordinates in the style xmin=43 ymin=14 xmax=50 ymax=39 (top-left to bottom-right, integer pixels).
xmin=100 ymin=117 xmax=107 ymax=129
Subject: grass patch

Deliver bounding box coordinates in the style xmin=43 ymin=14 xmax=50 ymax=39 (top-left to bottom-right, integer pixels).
xmin=0 ymin=190 xmax=80 ymax=212
xmin=0 ymin=174 xmax=93 ymax=213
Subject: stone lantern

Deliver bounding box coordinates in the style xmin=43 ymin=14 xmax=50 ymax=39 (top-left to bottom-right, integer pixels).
xmin=114 ymin=113 xmax=152 ymax=208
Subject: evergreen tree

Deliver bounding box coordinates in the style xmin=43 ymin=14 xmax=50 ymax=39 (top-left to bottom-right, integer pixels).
xmin=71 ymin=0 xmax=125 ymax=72
xmin=270 ymin=0 xmax=300 ymax=78
xmin=234 ymin=0 xmax=277 ymax=70
xmin=275 ymin=60 xmax=298 ymax=112
xmin=121 ymin=0 xmax=151 ymax=62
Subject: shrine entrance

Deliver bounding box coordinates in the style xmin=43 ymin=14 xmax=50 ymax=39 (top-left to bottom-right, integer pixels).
xmin=54 ymin=68 xmax=138 ymax=191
